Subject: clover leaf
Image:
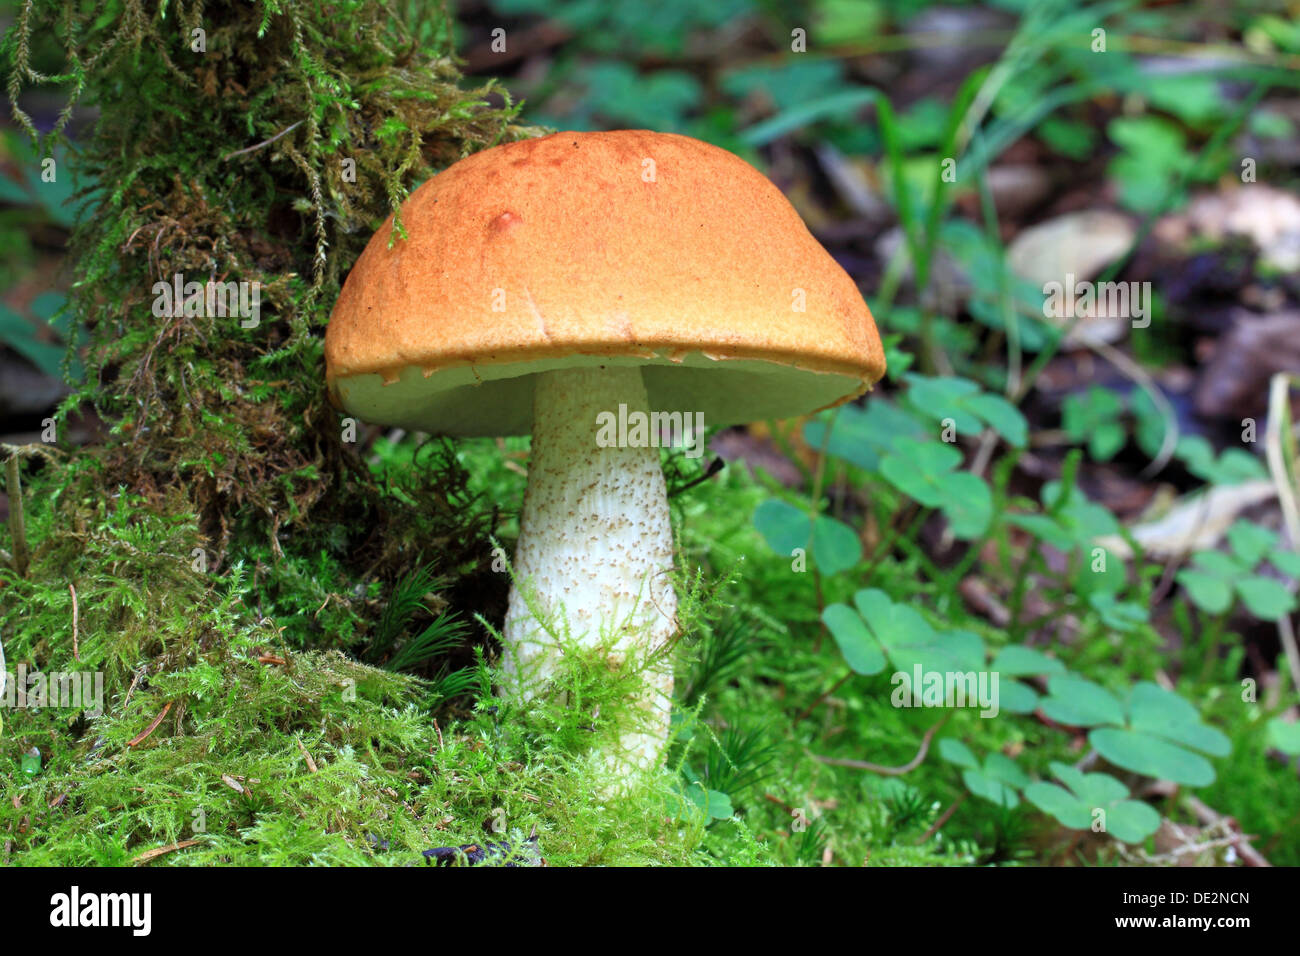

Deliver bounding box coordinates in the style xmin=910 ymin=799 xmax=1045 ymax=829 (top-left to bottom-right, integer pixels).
xmin=989 ymin=645 xmax=1065 ymax=714
xmin=1088 ymin=593 xmax=1149 ymax=633
xmin=753 ymin=499 xmax=862 ymax=576
xmin=1269 ymin=547 xmax=1300 ymax=579
xmin=1177 ymin=520 xmax=1298 ymax=621
xmin=1009 ymin=479 xmax=1121 ymax=557
xmin=803 ymin=399 xmax=926 ymax=472
xmin=901 ymin=373 xmax=1028 ymax=448
xmin=1024 ymin=762 xmax=1160 ymax=843
xmin=880 ymin=437 xmax=961 ymax=508
xmin=821 ymin=602 xmax=886 ymax=675
xmin=1062 ymin=386 xmax=1126 ymax=462
xmin=880 ymin=437 xmax=992 ymax=538
xmin=1228 ymin=520 xmax=1277 ymax=566
xmin=1039 ymin=674 xmax=1126 ymax=727
xmin=1175 ymin=436 xmax=1268 ymax=485
xmin=1040 ymin=677 xmax=1230 ymax=786
xmin=938 ymin=739 xmax=1028 ymax=808
xmin=666 ymin=780 xmax=733 ymax=823
xmin=821 ymin=589 xmax=986 ymax=677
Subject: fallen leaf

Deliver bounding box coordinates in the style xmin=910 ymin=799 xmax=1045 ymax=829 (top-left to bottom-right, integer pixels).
xmin=133 ymin=839 xmax=201 ymax=866
xmin=126 ymin=701 xmax=172 ymax=747
xmin=1096 ymin=480 xmax=1277 ymax=559
xmin=1007 ymin=210 xmax=1138 ymax=346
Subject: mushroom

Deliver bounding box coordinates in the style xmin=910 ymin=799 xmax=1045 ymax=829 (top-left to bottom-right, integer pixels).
xmin=325 ymin=130 xmax=884 ymax=775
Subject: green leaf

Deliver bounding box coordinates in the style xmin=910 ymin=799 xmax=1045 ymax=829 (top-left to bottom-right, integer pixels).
xmin=879 ymin=437 xmax=961 ymax=507
xmin=1268 ymin=548 xmax=1300 ymax=578
xmin=1062 ymin=386 xmax=1123 ymax=437
xmin=1132 ymin=388 xmax=1169 ymax=459
xmin=1210 ymin=449 xmax=1269 ymax=484
xmin=697 ymin=787 xmax=734 ymax=821
xmin=1038 ymin=116 xmax=1096 ymax=159
xmin=812 ymin=515 xmax=862 ymax=576
xmin=1090 ymin=727 xmax=1215 ymax=786
xmin=1126 ymin=683 xmax=1230 ymax=757
xmin=938 ymin=738 xmax=979 ymax=770
xmin=722 ymin=60 xmax=847 ymax=113
xmin=1040 ymin=675 xmax=1125 ymax=727
xmin=962 ymin=768 xmax=1020 ymax=808
xmin=943 ymin=472 xmax=993 ymax=539
xmin=1191 ymin=550 xmax=1247 ymax=578
xmin=895 ymin=627 xmax=987 ymax=675
xmin=821 ymin=604 xmax=886 ymax=675
xmin=753 ymin=499 xmax=810 ymax=557
xmin=740 ymin=86 xmax=880 ymax=146
xmin=1090 ymin=422 xmax=1127 ymax=462
xmin=1025 ymin=765 xmax=1160 ymax=843
xmin=851 ymin=589 xmax=986 ymax=674
xmin=996 ymin=679 xmax=1039 ymax=715
xmin=991 ymin=645 xmax=1065 ymax=677
xmin=901 ymin=373 xmax=1030 ymax=447
xmin=0 ymin=305 xmax=66 ymax=379
xmin=1088 ymin=593 xmax=1148 ymax=632
xmin=965 ymin=393 xmax=1028 ymax=448
xmin=1105 ymin=800 xmax=1161 ymax=844
xmin=1235 ymin=576 xmax=1296 ymax=621
xmin=861 ymin=600 xmax=936 ymax=669
xmin=670 ymin=782 xmax=733 ymax=822
xmin=1177 ymin=436 xmax=1267 ymax=484
xmin=1228 ymin=521 xmax=1278 ymax=567
xmin=1046 ymin=761 xmax=1088 ymax=796
xmin=903 ymin=374 xmax=984 ymax=435
xmin=1041 ymin=480 xmax=1121 ymax=538
xmin=1267 ymin=718 xmax=1300 ymax=756
xmin=903 ymin=374 xmax=979 ymax=404
xmin=1107 ymin=116 xmax=1189 ymax=213
xmin=1068 ymin=771 xmax=1130 ymax=808
xmin=29 ymin=291 xmax=66 ymax=322
xmin=0 ymin=174 xmax=31 ymax=204
xmin=983 ymin=752 xmax=1030 ymax=790
xmin=803 ymin=401 xmax=923 ymax=472
xmin=1145 ymin=73 xmax=1227 ymax=125
xmin=1007 ymin=513 xmax=1075 ymax=550
xmin=1176 ymin=570 xmax=1233 ymax=614
xmin=753 ymin=500 xmax=862 ymax=574
xmin=1024 ymin=781 xmax=1092 ymax=829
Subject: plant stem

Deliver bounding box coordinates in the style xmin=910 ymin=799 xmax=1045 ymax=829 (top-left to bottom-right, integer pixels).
xmin=1199 ymin=611 xmax=1231 ymax=684
xmin=797 ymin=670 xmax=854 ymax=723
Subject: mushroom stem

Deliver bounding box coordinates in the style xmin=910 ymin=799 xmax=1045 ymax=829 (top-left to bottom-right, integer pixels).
xmin=502 ymin=365 xmax=678 ymax=773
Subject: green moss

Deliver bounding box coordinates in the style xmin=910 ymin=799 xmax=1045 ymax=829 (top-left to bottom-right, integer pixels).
xmin=0 ymin=458 xmax=729 ymax=864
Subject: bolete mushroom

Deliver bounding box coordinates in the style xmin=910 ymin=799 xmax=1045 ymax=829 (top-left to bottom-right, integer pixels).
xmin=325 ymin=130 xmax=884 ymax=775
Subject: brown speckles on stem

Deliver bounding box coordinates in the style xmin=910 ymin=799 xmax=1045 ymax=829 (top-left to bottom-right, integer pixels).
xmin=502 ymin=365 xmax=677 ymax=775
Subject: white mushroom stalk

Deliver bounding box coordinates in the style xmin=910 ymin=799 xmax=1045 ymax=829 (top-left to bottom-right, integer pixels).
xmin=501 ymin=365 xmax=677 ymax=773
